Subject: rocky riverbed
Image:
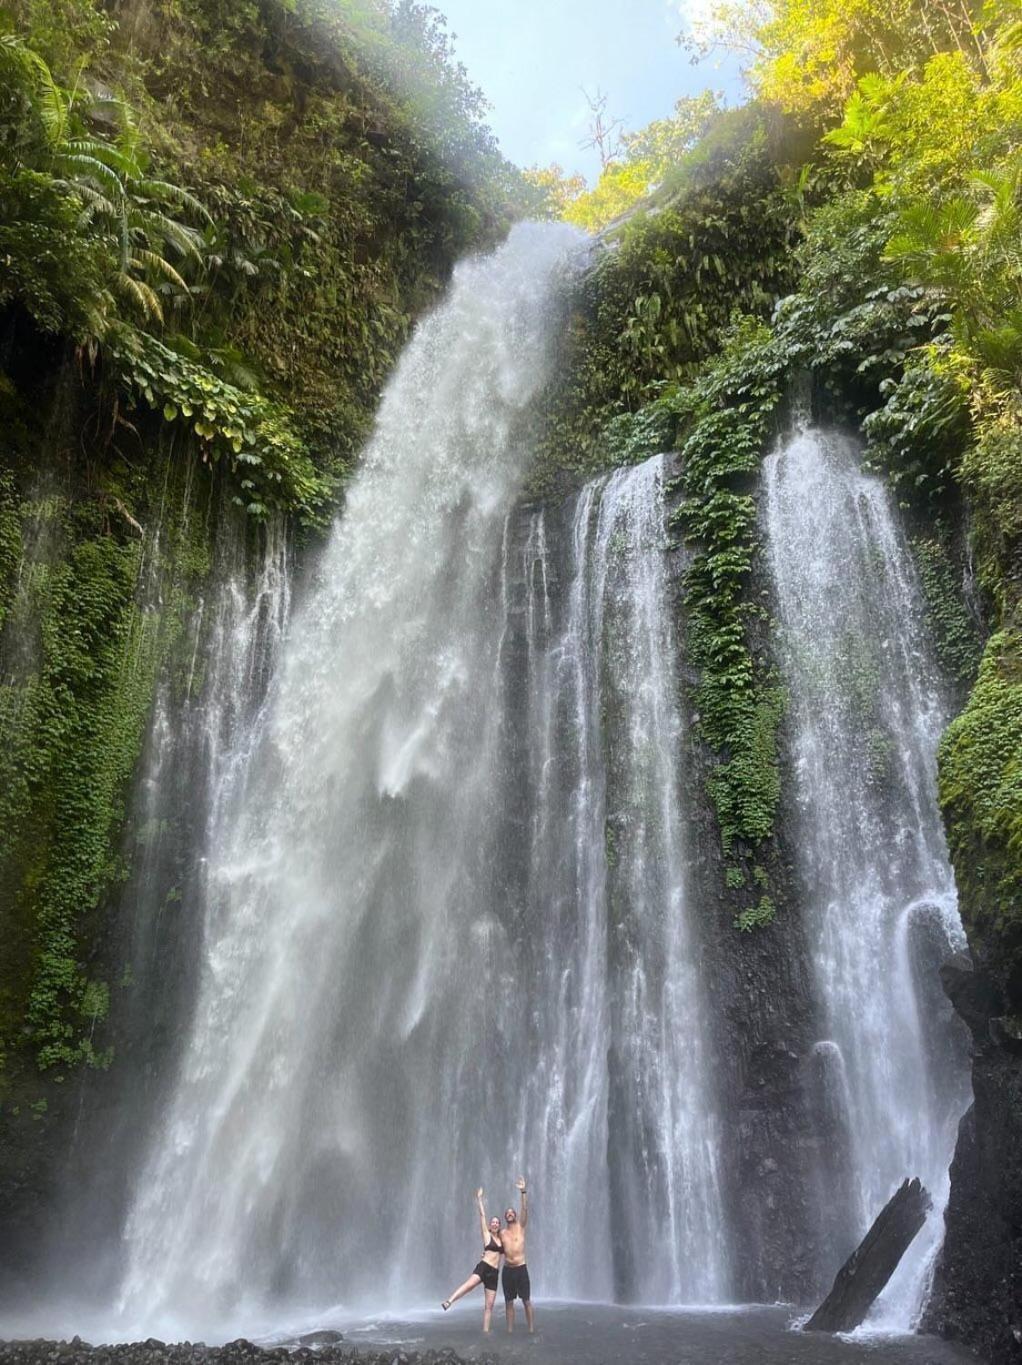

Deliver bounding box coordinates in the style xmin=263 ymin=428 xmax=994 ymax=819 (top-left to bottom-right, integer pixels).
xmin=0 ymin=1342 xmax=485 ymax=1365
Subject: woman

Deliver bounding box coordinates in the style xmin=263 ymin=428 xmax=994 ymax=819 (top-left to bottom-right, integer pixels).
xmin=441 ymin=1188 xmax=503 ymax=1332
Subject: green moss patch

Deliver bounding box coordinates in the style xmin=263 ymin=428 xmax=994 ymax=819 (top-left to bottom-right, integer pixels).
xmin=939 ymin=627 xmax=1022 ymax=1010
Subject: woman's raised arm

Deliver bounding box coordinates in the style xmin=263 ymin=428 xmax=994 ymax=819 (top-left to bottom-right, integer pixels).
xmin=476 ymin=1187 xmax=488 ymax=1243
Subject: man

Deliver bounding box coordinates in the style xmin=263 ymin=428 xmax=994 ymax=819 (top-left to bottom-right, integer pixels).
xmin=501 ymin=1175 xmax=534 ymax=1334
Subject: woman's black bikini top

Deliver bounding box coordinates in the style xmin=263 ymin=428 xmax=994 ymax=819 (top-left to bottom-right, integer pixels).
xmin=485 ymin=1236 xmax=502 ymax=1253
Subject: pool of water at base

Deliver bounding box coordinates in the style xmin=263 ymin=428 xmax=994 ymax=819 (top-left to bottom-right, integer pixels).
xmin=268 ymin=1303 xmax=977 ymax=1365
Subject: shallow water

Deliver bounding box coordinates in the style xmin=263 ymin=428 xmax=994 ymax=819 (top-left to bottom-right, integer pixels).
xmin=274 ymin=1304 xmax=976 ymax=1365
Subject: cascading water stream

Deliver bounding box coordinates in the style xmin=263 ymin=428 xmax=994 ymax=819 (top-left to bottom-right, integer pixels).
xmin=502 ymin=459 xmax=728 ymax=1307
xmin=114 ymin=224 xmax=729 ymax=1341
xmin=762 ymin=424 xmax=972 ymax=1329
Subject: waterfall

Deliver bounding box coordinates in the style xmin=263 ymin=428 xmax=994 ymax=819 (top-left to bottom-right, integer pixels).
xmin=503 ymin=460 xmax=728 ymax=1306
xmin=41 ymin=508 xmax=296 ymax=1311
xmin=762 ymin=425 xmax=972 ymax=1328
xmin=111 ymin=224 xmax=731 ymax=1340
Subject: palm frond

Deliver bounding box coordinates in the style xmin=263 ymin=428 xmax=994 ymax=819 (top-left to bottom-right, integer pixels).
xmin=971 ymin=313 xmax=1022 ymax=384
xmin=55 ymin=153 xmax=126 ymax=202
xmin=65 ymin=135 xmax=139 ymax=177
xmin=131 ymin=249 xmax=190 ymax=294
xmin=36 ymin=74 xmax=69 ymax=146
xmin=0 ymin=32 xmax=68 ymax=144
xmin=142 ymin=211 xmax=205 ymax=261
xmin=209 ymin=344 xmax=263 ymax=390
xmin=73 ymin=184 xmax=120 ymax=225
xmin=886 ymin=199 xmax=980 ymax=280
xmin=137 ymin=179 xmax=214 ymax=224
xmin=115 ymin=272 xmax=164 ymax=323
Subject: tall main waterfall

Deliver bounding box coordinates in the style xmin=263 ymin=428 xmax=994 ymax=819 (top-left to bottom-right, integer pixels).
xmin=113 ymin=224 xmax=729 ymax=1340
xmin=762 ymin=424 xmax=972 ymax=1327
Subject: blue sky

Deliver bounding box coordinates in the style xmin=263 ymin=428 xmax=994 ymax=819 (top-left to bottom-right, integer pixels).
xmin=434 ymin=0 xmax=745 ymax=181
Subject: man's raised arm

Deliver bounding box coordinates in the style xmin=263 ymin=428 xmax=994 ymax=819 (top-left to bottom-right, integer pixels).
xmin=516 ymin=1175 xmax=528 ymax=1228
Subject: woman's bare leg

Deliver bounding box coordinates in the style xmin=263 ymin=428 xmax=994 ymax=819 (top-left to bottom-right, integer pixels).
xmin=482 ymin=1288 xmax=496 ymax=1332
xmin=442 ymin=1273 xmax=481 ymax=1310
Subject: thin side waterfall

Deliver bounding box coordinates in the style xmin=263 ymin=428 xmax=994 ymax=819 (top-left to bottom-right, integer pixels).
xmin=117 ymin=512 xmax=293 ymax=1087
xmin=110 ymin=221 xmax=730 ymax=1341
xmin=762 ymin=425 xmax=972 ymax=1328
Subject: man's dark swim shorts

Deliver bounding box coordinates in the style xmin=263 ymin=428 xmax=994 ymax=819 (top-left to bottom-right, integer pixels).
xmin=502 ymin=1263 xmax=531 ymax=1303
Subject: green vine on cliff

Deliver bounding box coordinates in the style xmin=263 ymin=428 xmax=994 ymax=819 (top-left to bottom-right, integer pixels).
xmin=668 ymin=321 xmax=786 ymax=900
xmin=0 ymin=469 xmax=19 ymax=632
xmin=0 ymin=508 xmax=158 ymax=1071
xmin=0 ymin=450 xmax=219 ymax=1078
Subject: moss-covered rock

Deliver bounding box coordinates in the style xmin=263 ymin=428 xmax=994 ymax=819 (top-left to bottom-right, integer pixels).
xmin=940 ymin=626 xmax=1022 ymax=1016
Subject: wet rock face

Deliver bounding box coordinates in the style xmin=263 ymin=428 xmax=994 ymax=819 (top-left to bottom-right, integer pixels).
xmin=685 ymin=731 xmax=825 ymax=1305
xmin=670 ymin=527 xmax=825 ymax=1304
xmin=924 ymin=959 xmax=1022 ymax=1365
xmin=0 ymin=1343 xmax=477 ymax=1365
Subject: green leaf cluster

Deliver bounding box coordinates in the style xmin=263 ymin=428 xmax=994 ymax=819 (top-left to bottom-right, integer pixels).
xmin=109 ymin=330 xmax=329 ymax=522
xmin=735 ymin=897 xmax=776 ymax=933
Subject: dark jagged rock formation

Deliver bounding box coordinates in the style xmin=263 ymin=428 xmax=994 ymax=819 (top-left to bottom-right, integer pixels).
xmin=805 ymin=1179 xmax=931 ymax=1333
xmin=924 ymin=957 xmax=1022 ymax=1365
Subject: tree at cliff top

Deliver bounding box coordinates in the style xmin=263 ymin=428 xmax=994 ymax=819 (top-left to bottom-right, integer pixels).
xmin=519 ymin=163 xmax=587 ymax=220
xmin=526 ymin=90 xmax=722 ymax=234
xmin=682 ymin=0 xmax=989 ymax=117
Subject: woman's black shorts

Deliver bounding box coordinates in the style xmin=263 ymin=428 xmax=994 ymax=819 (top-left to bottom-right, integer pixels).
xmin=473 ymin=1260 xmax=499 ymax=1292
xmin=502 ymin=1263 xmax=531 ymax=1303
